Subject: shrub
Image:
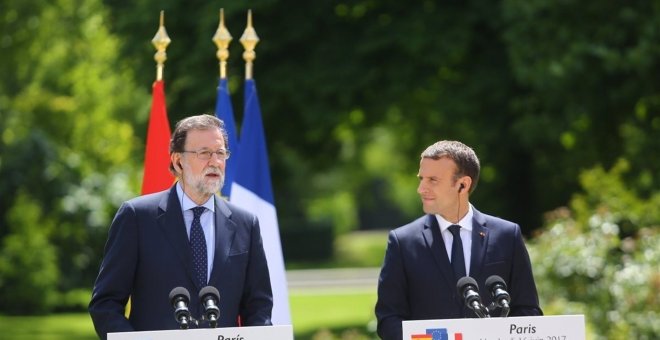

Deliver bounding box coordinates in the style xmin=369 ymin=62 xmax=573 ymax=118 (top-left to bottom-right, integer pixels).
xmin=0 ymin=191 xmax=59 ymax=314
xmin=529 ymin=160 xmax=660 ymax=339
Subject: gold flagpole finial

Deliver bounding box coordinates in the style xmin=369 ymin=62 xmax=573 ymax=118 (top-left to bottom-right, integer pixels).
xmin=212 ymin=9 xmax=233 ymax=79
xmin=151 ymin=10 xmax=171 ymax=81
xmin=240 ymin=9 xmax=259 ymax=80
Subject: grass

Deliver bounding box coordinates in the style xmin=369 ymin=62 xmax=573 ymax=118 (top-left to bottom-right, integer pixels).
xmin=0 ymin=313 xmax=98 ymax=340
xmin=0 ymin=289 xmax=378 ymax=340
xmin=290 ymin=288 xmax=378 ymax=339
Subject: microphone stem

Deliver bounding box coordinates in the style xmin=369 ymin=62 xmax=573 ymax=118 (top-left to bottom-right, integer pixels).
xmin=501 ymin=303 xmax=510 ymax=317
xmin=471 ymin=302 xmax=489 ymax=318
xmin=479 ymin=303 xmax=491 ymax=318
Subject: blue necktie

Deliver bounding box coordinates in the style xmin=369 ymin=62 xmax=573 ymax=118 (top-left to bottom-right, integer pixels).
xmin=448 ymin=224 xmax=466 ymax=280
xmin=190 ymin=206 xmax=207 ymax=288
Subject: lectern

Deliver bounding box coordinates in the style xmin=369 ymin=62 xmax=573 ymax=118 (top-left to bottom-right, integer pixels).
xmin=108 ymin=325 xmax=294 ymax=340
xmin=403 ymin=315 xmax=585 ymax=340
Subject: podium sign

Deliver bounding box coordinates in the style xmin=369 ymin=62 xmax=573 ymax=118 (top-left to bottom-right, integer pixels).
xmin=403 ymin=315 xmax=585 ymax=340
xmin=108 ymin=325 xmax=293 ymax=340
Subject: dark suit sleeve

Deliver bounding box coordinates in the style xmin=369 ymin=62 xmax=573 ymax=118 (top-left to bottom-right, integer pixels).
xmin=508 ymin=224 xmax=543 ymax=316
xmin=239 ymin=214 xmax=273 ymax=326
xmin=375 ymin=230 xmax=408 ymax=340
xmin=88 ymin=202 xmax=138 ymax=339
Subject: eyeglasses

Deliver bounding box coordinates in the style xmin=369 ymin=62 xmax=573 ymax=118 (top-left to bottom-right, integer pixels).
xmin=181 ymin=149 xmax=231 ymax=161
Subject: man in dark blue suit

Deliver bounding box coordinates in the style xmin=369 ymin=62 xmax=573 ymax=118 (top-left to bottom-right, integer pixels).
xmin=89 ymin=114 xmax=272 ymax=339
xmin=375 ymin=140 xmax=542 ymax=340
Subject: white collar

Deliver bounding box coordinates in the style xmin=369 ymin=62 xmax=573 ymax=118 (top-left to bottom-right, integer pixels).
xmin=435 ymin=204 xmax=474 ymax=233
xmin=176 ymin=182 xmax=216 ymax=212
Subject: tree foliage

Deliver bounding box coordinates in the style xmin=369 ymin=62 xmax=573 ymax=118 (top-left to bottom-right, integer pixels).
xmin=0 ymin=0 xmax=146 ymax=312
xmin=95 ymin=0 xmax=660 ymax=233
xmin=0 ymin=191 xmax=58 ymax=314
xmin=1 ymin=2 xmax=659 ymax=329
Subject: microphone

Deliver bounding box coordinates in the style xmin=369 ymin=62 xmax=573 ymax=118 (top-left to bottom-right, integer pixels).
xmin=456 ymin=276 xmax=490 ymax=318
xmin=485 ymin=275 xmax=511 ymax=317
xmin=199 ymin=286 xmax=221 ymax=328
xmin=169 ymin=287 xmax=192 ymax=329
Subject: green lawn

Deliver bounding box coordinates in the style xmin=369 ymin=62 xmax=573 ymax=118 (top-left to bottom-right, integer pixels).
xmin=290 ymin=288 xmax=377 ymax=339
xmin=0 ymin=289 xmax=378 ymax=340
xmin=0 ymin=313 xmax=98 ymax=340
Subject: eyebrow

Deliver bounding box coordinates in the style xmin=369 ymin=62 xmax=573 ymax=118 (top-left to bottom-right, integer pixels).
xmin=417 ymin=175 xmax=438 ymax=180
xmin=191 ymin=147 xmax=226 ymax=151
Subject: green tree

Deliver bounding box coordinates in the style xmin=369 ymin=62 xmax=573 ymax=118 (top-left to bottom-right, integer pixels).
xmin=0 ymin=0 xmax=147 ymax=312
xmin=99 ymin=0 xmax=660 ymax=239
xmin=502 ymin=0 xmax=660 ymax=224
xmin=100 ymin=0 xmax=525 ymax=232
xmin=2 ymin=0 xmax=659 ymax=312
xmin=0 ymin=192 xmax=58 ymax=314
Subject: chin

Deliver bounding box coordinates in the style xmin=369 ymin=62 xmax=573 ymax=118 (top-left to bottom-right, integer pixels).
xmin=207 ymin=185 xmax=222 ymax=195
xmin=199 ymin=181 xmax=220 ymax=195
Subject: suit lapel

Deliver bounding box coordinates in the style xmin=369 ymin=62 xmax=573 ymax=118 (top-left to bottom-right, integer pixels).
xmin=208 ymin=197 xmax=236 ymax=286
xmin=469 ymin=208 xmax=489 ymax=279
xmin=423 ymin=215 xmax=456 ymax=285
xmin=158 ymin=186 xmax=197 ymax=287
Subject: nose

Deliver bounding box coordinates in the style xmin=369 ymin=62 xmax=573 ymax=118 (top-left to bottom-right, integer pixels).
xmin=417 ymin=181 xmax=425 ymax=194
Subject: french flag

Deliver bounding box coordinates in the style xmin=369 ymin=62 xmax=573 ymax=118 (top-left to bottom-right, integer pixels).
xmin=230 ymin=78 xmax=291 ymax=325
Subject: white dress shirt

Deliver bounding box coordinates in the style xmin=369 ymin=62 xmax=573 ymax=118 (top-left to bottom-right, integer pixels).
xmin=435 ymin=204 xmax=474 ymax=276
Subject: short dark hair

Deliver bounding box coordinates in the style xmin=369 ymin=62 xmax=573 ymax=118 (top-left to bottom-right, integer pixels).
xmin=421 ymin=140 xmax=480 ymax=193
xmin=168 ymin=114 xmax=229 ymax=174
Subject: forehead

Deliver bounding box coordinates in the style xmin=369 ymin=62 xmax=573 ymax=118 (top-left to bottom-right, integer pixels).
xmin=418 ymin=157 xmax=457 ymax=177
xmin=184 ymin=128 xmax=225 ymax=149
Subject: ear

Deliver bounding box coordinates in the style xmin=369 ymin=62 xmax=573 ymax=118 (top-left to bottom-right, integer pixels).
xmin=171 ymin=153 xmax=182 ymax=172
xmin=458 ymin=176 xmax=472 ymax=193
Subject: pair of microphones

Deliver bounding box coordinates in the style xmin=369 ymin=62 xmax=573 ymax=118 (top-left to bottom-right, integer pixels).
xmin=457 ymin=275 xmax=511 ymax=318
xmin=169 ymin=286 xmax=221 ymax=329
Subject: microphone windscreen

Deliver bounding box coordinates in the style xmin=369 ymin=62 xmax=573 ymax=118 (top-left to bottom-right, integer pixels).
xmin=485 ymin=275 xmax=507 ymax=290
xmin=456 ymin=276 xmax=479 ymax=293
xmin=169 ymin=287 xmax=191 ymax=304
xmin=199 ymin=285 xmax=220 ymax=301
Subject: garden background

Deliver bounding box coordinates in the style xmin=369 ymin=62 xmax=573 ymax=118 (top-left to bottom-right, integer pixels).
xmin=0 ymin=0 xmax=658 ymax=339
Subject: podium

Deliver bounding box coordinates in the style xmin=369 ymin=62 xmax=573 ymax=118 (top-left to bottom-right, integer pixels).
xmin=108 ymin=325 xmax=294 ymax=340
xmin=403 ymin=315 xmax=585 ymax=340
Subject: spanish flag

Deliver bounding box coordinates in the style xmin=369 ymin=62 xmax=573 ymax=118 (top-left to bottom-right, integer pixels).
xmin=141 ymin=80 xmax=174 ymax=194
xmin=411 ymin=335 xmax=433 ymax=340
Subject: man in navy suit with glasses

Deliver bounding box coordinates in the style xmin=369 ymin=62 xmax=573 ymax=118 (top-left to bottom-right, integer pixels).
xmin=89 ymin=114 xmax=272 ymax=339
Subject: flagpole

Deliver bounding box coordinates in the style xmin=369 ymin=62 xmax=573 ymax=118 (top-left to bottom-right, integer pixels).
xmin=213 ymin=9 xmax=239 ymax=198
xmin=240 ymin=10 xmax=259 ymax=80
xmin=213 ymin=9 xmax=232 ymax=79
xmin=142 ymin=12 xmax=174 ymax=195
xmin=152 ymin=10 xmax=171 ymax=81
xmin=136 ymin=10 xmax=175 ymax=315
